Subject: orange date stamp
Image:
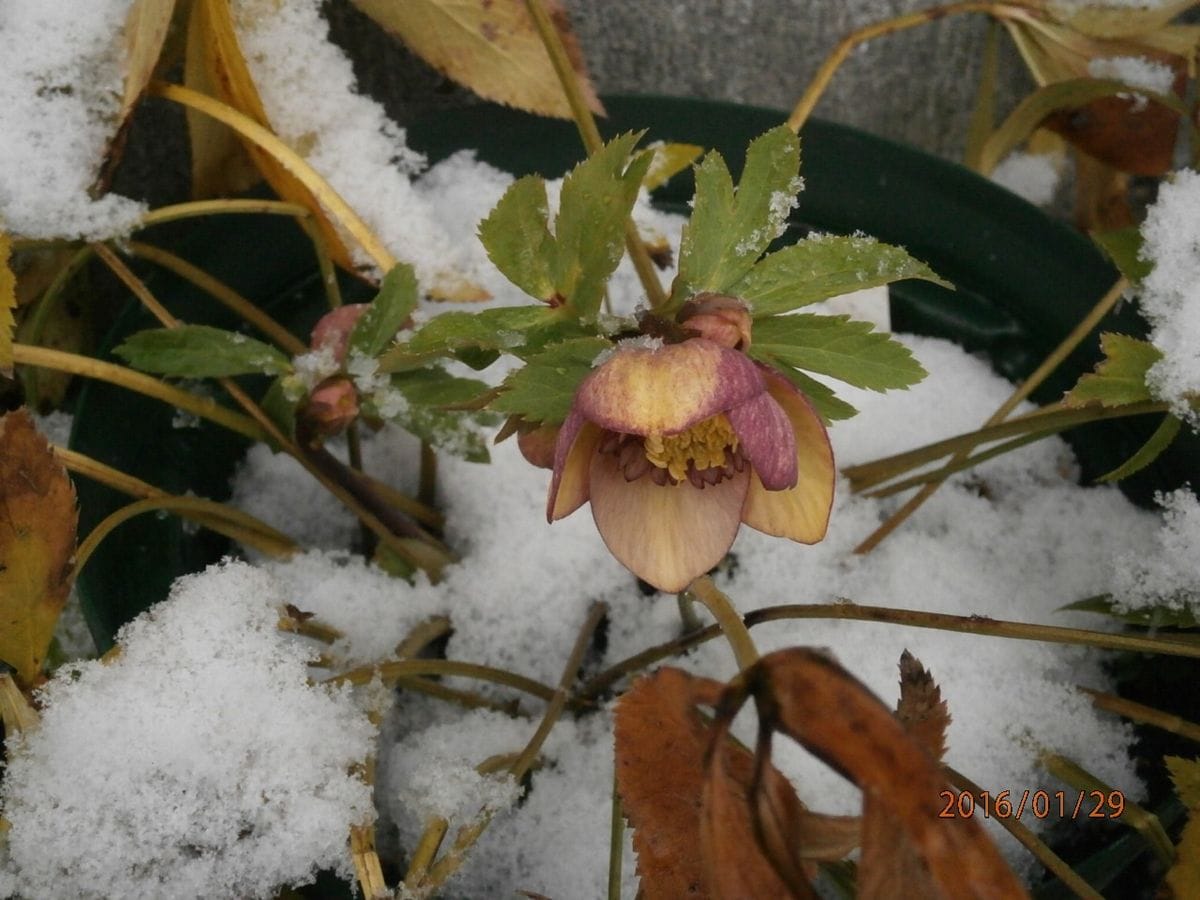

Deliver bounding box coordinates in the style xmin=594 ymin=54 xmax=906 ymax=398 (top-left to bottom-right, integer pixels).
xmin=938 ymin=789 xmax=1126 ymax=822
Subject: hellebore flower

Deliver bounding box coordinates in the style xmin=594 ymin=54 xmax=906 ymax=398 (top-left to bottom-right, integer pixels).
xmin=547 ymin=336 xmax=834 ymax=592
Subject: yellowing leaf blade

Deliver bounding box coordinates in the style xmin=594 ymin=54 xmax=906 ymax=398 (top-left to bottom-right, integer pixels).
xmin=121 ymin=0 xmax=178 ymax=119
xmin=0 ymin=232 xmax=15 ymax=377
xmin=0 ymin=410 xmax=78 ymax=686
xmin=350 ymin=0 xmax=603 ymax=119
xmin=1064 ymin=332 xmax=1162 ymax=408
xmin=644 ymin=142 xmax=704 ymax=191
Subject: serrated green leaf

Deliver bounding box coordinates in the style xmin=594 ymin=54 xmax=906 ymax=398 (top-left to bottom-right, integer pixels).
xmin=379 ymin=306 xmax=557 ymax=372
xmin=491 ymin=336 xmax=612 ymax=425
xmin=673 ymin=126 xmax=802 ymax=300
xmin=553 ymin=131 xmax=652 ymax=319
xmin=730 ymin=233 xmax=950 ymax=317
xmin=1098 ymin=413 xmax=1181 ymax=482
xmin=1065 ymin=333 xmax=1162 ymax=408
xmin=115 ymin=325 xmax=291 ymax=377
xmin=366 ymin=367 xmax=496 ymax=462
xmin=643 ymin=141 xmax=703 ymax=191
xmin=349 ymin=263 xmax=418 ymax=359
xmin=478 ymin=175 xmax=556 ymax=302
xmin=751 ymin=353 xmax=858 ymax=423
xmin=1059 ymin=594 xmax=1200 ymax=629
xmin=1092 ymin=227 xmax=1151 ymax=284
xmin=750 ymin=314 xmax=926 ymax=392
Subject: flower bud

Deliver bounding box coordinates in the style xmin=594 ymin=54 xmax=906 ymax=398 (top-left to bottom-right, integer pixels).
xmin=300 ymin=375 xmax=359 ymax=442
xmin=310 ymin=304 xmax=370 ymax=364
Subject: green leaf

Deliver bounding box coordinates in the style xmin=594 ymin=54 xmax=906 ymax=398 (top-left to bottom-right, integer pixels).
xmin=552 ymin=131 xmax=652 ymax=319
xmin=349 ymin=263 xmax=419 ymax=358
xmin=491 ymin=336 xmax=612 ymax=426
xmin=1098 ymin=413 xmax=1181 ymax=482
xmin=673 ymin=126 xmax=802 ymax=300
xmin=365 ymin=367 xmax=496 ymax=462
xmin=378 ymin=306 xmax=561 ymax=372
xmin=730 ymin=233 xmax=950 ymax=317
xmin=750 ymin=314 xmax=927 ymax=392
xmin=1060 ymin=594 xmax=1199 ymax=629
xmin=478 ymin=175 xmax=556 ymax=302
xmin=1092 ymin=227 xmax=1151 ymax=284
xmin=115 ymin=325 xmax=291 ymax=378
xmin=1065 ymin=333 xmax=1162 ymax=408
xmin=764 ymin=361 xmax=858 ymax=423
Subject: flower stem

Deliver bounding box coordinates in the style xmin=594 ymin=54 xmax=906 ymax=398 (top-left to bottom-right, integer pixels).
xmin=686 ymin=575 xmax=760 ymax=669
xmin=1079 ymin=686 xmax=1200 ymax=744
xmin=785 ymin=2 xmax=1036 ymax=132
xmin=122 ymin=241 xmax=307 ymax=354
xmin=148 ymin=81 xmax=396 ymax=273
xmin=13 ymin=343 xmax=266 ymax=441
xmin=137 ymin=198 xmax=310 ymax=228
xmin=419 ymin=602 xmax=609 ymax=892
xmin=945 ymin=767 xmax=1101 ymax=899
xmin=325 ymin=658 xmax=560 ymax=703
xmin=522 ymin=0 xmax=669 ymax=312
xmin=853 ymin=277 xmax=1128 ymax=554
xmin=608 ymin=775 xmax=625 ymax=900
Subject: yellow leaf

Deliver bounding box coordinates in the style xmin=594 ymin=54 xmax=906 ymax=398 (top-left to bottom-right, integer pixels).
xmin=644 ymin=142 xmax=704 ymax=191
xmin=1166 ymin=757 xmax=1200 ymax=898
xmin=1052 ymin=0 xmax=1200 ymax=39
xmin=1167 ymin=756 xmax=1200 ymax=810
xmin=0 ymin=673 xmax=39 ymax=734
xmin=0 ymin=232 xmax=15 ymax=377
xmin=350 ymin=0 xmax=603 ymax=119
xmin=183 ymin=0 xmax=260 ymax=198
xmin=0 ymin=409 xmax=78 ymax=687
xmin=121 ymin=0 xmax=178 ymax=120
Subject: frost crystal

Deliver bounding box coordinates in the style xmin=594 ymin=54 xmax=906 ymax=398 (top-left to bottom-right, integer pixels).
xmin=1087 ymin=55 xmax=1175 ymax=96
xmin=1111 ymin=488 xmax=1200 ymax=612
xmin=0 ymin=562 xmax=376 ymax=900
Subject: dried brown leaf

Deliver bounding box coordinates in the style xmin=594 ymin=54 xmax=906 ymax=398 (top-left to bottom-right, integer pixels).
xmin=746 ymin=648 xmax=1028 ymax=899
xmin=0 ymin=410 xmax=77 ymax=686
xmin=895 ymin=650 xmax=950 ymax=762
xmin=1044 ymin=94 xmax=1180 ymax=176
xmin=1 ymin=232 xmax=15 ymax=378
xmin=350 ymin=0 xmax=603 ymax=120
xmin=0 ymin=673 xmax=39 ymax=734
xmin=857 ymin=796 xmax=940 ymax=900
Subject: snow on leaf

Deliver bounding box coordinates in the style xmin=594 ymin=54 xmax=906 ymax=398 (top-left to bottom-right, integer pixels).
xmin=373 ymin=367 xmax=496 ymax=462
xmin=750 ymin=314 xmax=927 ymax=393
xmin=673 ymin=127 xmax=802 ymax=303
xmin=894 ymin=651 xmax=951 ymax=763
xmin=349 ymin=263 xmax=419 ymax=359
xmin=0 ymin=410 xmax=77 ymax=687
xmin=349 ymin=0 xmax=603 ymax=119
xmin=730 ymin=233 xmax=950 ymax=317
xmin=0 ymin=232 xmax=15 ymax=377
xmin=1064 ymin=332 xmax=1162 ymax=408
xmin=115 ymin=324 xmax=293 ymax=378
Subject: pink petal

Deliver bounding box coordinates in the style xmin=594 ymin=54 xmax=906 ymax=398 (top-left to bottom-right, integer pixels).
xmin=588 ymin=450 xmax=750 ymax=593
xmin=727 ymin=391 xmax=798 ymax=490
xmin=547 ymin=410 xmax=601 ymax=522
xmin=577 ymin=339 xmax=765 ymax=436
xmin=740 ymin=374 xmax=834 ymax=543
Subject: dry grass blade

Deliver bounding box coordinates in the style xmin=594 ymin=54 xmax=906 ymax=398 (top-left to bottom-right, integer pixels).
xmin=0 ymin=673 xmax=39 ymax=733
xmin=0 ymin=231 xmax=14 ymax=377
xmin=351 ymin=0 xmax=603 ymax=119
xmin=746 ymin=648 xmax=1028 ymax=899
xmin=0 ymin=410 xmax=78 ymax=687
xmin=120 ymin=0 xmax=177 ymax=119
xmin=1165 ymin=756 xmax=1200 ymax=897
xmin=895 ymin=649 xmax=951 ymax=762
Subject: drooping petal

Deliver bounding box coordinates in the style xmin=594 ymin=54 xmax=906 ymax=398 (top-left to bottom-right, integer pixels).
xmin=589 ymin=451 xmax=750 ymax=592
xmin=547 ymin=410 xmax=602 ymax=522
xmin=740 ymin=374 xmax=834 ymax=543
xmin=578 ymin=338 xmax=765 ymax=436
xmin=727 ymin=391 xmax=797 ymax=490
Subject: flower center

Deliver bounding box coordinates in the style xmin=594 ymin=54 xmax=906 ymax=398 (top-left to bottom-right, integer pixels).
xmin=643 ymin=414 xmax=740 ymax=483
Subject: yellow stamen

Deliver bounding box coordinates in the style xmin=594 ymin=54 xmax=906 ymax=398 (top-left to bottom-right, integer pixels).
xmin=643 ymin=415 xmax=739 ymax=483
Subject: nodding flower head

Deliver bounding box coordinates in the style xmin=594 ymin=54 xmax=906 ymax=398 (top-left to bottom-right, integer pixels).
xmin=546 ymin=331 xmax=834 ymax=593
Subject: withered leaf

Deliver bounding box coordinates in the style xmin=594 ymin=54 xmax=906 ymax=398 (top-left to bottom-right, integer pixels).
xmin=0 ymin=409 xmax=78 ymax=686
xmin=350 ymin=0 xmax=603 ymax=120
xmin=1 ymin=231 xmax=15 ymax=377
xmin=616 ymin=667 xmax=827 ymax=899
xmin=1165 ymin=756 xmax=1200 ymax=899
xmin=1044 ymin=94 xmax=1180 ymax=176
xmin=857 ymin=795 xmax=941 ymax=900
xmin=744 ymin=648 xmax=1028 ymax=899
xmin=895 ymin=650 xmax=950 ymax=762
xmin=0 ymin=672 xmax=39 ymax=734
xmin=121 ymin=0 xmax=178 ymax=120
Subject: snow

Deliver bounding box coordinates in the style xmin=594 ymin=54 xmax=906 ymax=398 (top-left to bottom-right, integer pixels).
xmin=1087 ymin=55 xmax=1175 ymax=96
xmin=990 ymin=153 xmax=1061 ymax=207
xmin=1137 ymin=168 xmax=1200 ymax=420
xmin=0 ymin=1 xmax=146 ymax=239
xmin=0 ymin=563 xmax=377 ymax=900
xmin=1112 ymin=487 xmax=1200 ymax=613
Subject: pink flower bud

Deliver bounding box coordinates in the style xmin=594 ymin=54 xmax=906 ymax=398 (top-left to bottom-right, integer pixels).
xmin=310 ymin=304 xmax=370 ymax=364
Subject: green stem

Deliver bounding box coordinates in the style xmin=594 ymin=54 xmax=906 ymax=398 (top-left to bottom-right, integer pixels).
xmin=687 ymin=575 xmax=760 ymax=669
xmin=14 ymin=344 xmax=265 ymax=441
xmin=522 ymin=0 xmax=668 ymax=311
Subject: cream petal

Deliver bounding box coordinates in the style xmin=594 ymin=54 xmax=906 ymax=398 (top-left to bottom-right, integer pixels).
xmin=727 ymin=391 xmax=797 ymax=490
xmin=740 ymin=375 xmax=834 ymax=543
xmin=577 ymin=338 xmax=765 ymax=435
xmin=547 ymin=411 xmax=602 ymax=522
xmin=589 ymin=450 xmax=750 ymax=592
